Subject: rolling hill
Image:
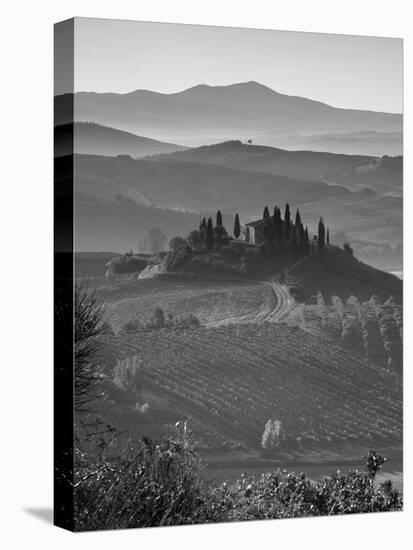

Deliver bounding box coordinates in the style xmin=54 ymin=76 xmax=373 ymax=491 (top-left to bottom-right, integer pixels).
xmin=280 ymin=131 xmax=403 ymax=157
xmin=73 ymin=152 xmax=352 ymax=212
xmin=146 ymin=140 xmax=374 ymax=181
xmin=69 ymin=152 xmax=401 ymax=254
xmin=288 ymin=246 xmax=402 ymax=303
xmin=54 ymin=122 xmax=187 ymax=158
xmin=54 ymin=81 xmax=402 ymax=153
xmin=146 ymin=140 xmax=402 ymax=197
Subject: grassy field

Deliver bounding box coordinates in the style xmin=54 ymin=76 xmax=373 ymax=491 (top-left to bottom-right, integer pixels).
xmin=93 ymin=276 xmax=275 ymax=331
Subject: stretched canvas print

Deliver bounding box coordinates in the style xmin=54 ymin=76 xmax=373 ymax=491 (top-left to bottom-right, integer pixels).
xmin=54 ymin=17 xmax=403 ymax=531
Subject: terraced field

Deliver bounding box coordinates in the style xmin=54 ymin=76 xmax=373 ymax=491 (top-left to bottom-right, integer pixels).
xmin=101 ymin=322 xmax=402 ymax=461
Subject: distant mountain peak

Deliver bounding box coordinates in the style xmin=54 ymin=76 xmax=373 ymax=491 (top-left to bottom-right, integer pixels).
xmin=179 ymin=80 xmax=278 ymax=94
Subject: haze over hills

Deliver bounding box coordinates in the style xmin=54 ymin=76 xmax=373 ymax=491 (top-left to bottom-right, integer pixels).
xmin=54 ymin=81 xmax=402 ymax=155
xmin=54 ymin=122 xmax=188 ymax=158
xmin=67 ymin=152 xmax=402 ymax=257
xmin=148 ymin=140 xmax=402 ymax=197
xmin=73 ymin=152 xmax=352 ymax=213
xmin=279 ymin=131 xmax=403 ymax=157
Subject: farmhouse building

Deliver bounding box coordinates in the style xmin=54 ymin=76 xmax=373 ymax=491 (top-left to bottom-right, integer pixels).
xmin=245 ymin=217 xmax=271 ymax=245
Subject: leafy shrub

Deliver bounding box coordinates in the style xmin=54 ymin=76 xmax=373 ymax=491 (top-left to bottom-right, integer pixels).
xmin=74 ymin=422 xmax=207 ymax=531
xmin=74 ymin=423 xmax=402 ymax=531
xmin=121 ymin=318 xmax=141 ymax=333
xmin=174 ymin=313 xmax=201 ymax=328
xmin=107 ymin=254 xmax=151 ymax=275
xmin=343 ymin=242 xmax=354 ymax=255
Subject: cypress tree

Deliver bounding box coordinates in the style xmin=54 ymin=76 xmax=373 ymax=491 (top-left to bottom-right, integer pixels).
xmin=284 ymin=203 xmax=291 ymax=242
xmin=304 ymin=226 xmax=310 ymax=255
xmin=297 ymin=223 xmax=305 ymax=256
xmin=234 ymin=213 xmax=241 ymax=239
xmin=263 ymin=206 xmax=270 ymax=219
xmin=318 ymin=217 xmax=326 ymax=248
xmin=266 ymin=222 xmax=275 ymax=253
xmin=216 ymin=210 xmax=223 ymax=227
xmin=206 ymin=217 xmax=214 ymax=250
xmin=295 ymin=208 xmax=302 ymax=229
xmin=199 ymin=217 xmax=207 ymax=244
xmin=289 ymin=226 xmax=298 ymax=259
xmin=273 ymin=206 xmax=282 ymax=245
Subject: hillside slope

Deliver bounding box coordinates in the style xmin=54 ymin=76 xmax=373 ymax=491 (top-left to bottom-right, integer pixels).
xmin=147 ymin=141 xmax=402 ymax=197
xmin=99 ymin=322 xmax=402 ymax=460
xmin=70 ymin=152 xmax=401 ymax=253
xmin=288 ymin=247 xmax=402 ymax=303
xmin=73 ymin=153 xmax=352 ymax=214
xmin=146 ymin=140 xmax=374 ymax=182
xmin=54 ymin=122 xmax=187 ymax=158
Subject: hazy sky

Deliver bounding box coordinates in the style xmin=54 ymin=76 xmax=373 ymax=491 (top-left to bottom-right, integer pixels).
xmin=70 ymin=17 xmax=402 ymax=113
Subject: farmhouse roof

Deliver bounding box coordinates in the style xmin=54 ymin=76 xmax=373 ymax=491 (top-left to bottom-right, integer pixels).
xmin=245 ymin=216 xmax=273 ymax=227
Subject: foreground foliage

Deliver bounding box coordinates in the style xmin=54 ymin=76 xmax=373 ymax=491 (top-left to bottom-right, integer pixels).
xmin=74 ymin=426 xmax=402 ymax=531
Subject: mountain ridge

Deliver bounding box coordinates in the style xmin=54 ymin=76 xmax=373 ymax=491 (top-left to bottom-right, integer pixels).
xmin=66 ymin=81 xmax=402 ymax=116
xmin=54 ymin=81 xmax=402 ymax=153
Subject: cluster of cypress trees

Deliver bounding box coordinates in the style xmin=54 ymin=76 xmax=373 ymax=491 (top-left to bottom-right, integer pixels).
xmin=259 ymin=203 xmax=309 ymax=259
xmin=260 ymin=204 xmax=329 ymax=259
xmin=199 ymin=210 xmax=229 ymax=251
xmin=196 ymin=207 xmax=329 ymax=258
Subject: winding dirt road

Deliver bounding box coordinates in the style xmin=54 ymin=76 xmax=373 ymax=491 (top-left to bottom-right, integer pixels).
xmin=205 ymin=275 xmax=295 ymax=328
xmin=263 ymin=277 xmax=295 ymax=322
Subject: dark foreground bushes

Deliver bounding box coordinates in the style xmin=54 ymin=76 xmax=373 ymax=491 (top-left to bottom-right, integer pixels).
xmin=74 ymin=425 xmax=402 ymax=531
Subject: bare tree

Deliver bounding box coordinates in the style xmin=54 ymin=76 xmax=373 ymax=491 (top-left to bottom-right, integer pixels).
xmin=148 ymin=227 xmax=167 ymax=255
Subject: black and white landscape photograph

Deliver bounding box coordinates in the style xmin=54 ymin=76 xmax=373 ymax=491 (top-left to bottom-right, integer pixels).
xmin=54 ymin=18 xmax=403 ymax=530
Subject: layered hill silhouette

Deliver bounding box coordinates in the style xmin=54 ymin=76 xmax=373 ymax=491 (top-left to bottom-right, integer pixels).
xmin=54 ymin=122 xmax=187 ymax=158
xmin=281 ymin=131 xmax=403 ymax=157
xmin=54 ymin=81 xmax=402 ymax=154
xmin=147 ymin=140 xmax=402 ymax=196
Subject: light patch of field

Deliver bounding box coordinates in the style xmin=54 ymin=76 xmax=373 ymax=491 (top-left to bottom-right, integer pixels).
xmin=94 ymin=276 xmax=275 ymax=332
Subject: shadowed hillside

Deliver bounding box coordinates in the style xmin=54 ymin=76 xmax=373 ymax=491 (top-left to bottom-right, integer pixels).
xmin=288 ymin=246 xmax=402 ymax=303
xmin=54 ymin=122 xmax=187 ymax=158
